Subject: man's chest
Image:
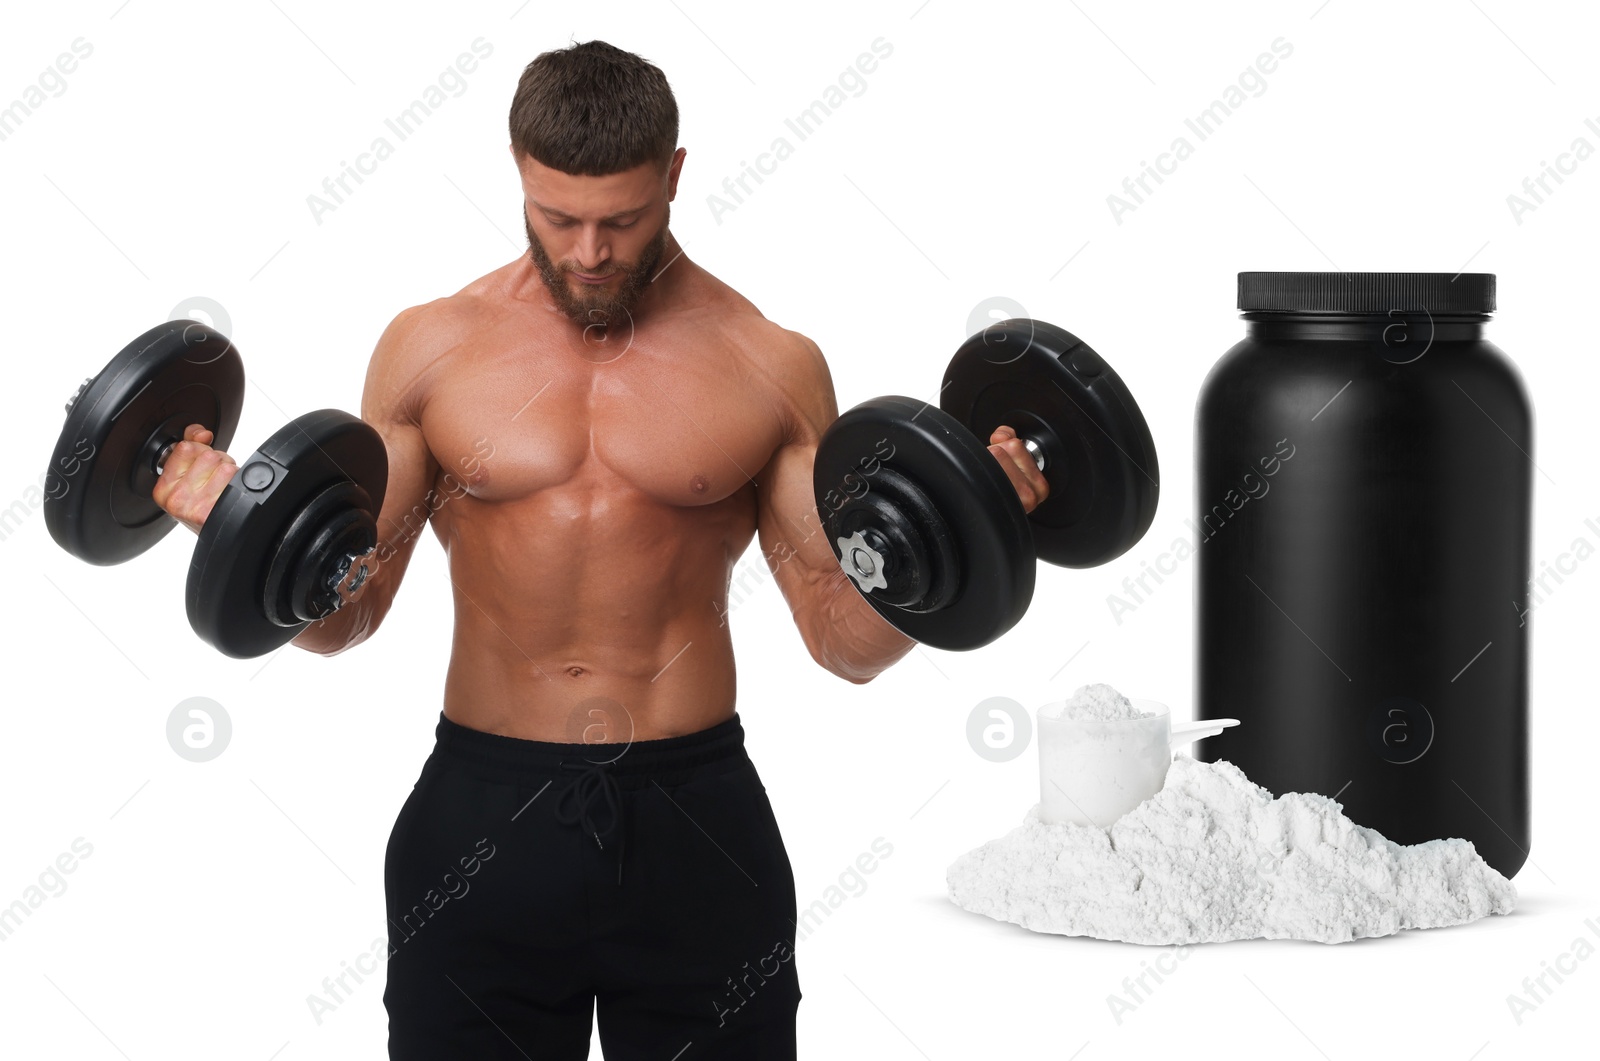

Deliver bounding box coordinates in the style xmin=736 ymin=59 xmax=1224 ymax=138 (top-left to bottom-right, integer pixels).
xmin=417 ymin=332 xmax=787 ymax=509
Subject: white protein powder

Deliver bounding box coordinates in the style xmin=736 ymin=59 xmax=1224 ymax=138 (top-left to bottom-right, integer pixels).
xmin=1040 ymin=683 xmax=1155 ymax=722
xmin=948 ymin=756 xmax=1516 ymax=944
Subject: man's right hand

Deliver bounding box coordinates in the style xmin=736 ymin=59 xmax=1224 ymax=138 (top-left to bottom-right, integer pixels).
xmin=151 ymin=423 xmax=240 ymax=534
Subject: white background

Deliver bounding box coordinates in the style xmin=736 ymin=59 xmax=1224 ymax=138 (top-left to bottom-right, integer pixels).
xmin=3 ymin=0 xmax=1597 ymax=1058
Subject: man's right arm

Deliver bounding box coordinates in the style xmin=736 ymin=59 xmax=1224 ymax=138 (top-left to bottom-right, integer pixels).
xmin=291 ymin=305 xmax=447 ymax=656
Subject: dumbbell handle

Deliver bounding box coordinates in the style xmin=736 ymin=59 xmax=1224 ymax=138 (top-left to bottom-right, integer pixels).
xmin=148 ymin=424 xmax=221 ymax=479
xmin=147 ymin=428 xmax=213 ymax=480
xmin=1021 ymin=437 xmax=1045 ymax=472
xmin=153 ymin=439 xmax=180 ymax=477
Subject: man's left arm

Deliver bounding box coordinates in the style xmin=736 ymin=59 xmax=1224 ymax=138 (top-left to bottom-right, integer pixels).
xmin=753 ymin=332 xmax=1047 ymax=684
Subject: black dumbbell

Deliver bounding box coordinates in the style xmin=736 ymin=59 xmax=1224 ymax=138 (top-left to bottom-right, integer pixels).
xmin=810 ymin=318 xmax=1159 ymax=650
xmin=45 ymin=320 xmax=388 ymax=658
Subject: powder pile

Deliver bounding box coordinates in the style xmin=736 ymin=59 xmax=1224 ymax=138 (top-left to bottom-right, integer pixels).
xmin=1040 ymin=683 xmax=1156 ymax=722
xmin=948 ymin=756 xmax=1516 ymax=944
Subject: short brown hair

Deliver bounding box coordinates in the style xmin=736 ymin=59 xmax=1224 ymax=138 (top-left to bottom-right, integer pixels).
xmin=509 ymin=40 xmax=678 ymax=176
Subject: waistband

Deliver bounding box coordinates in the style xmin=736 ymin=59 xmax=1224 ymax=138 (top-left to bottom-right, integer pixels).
xmin=430 ymin=709 xmax=746 ymax=781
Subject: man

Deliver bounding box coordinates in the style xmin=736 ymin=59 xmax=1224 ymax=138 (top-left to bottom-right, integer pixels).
xmin=154 ymin=39 xmax=1046 ymax=1060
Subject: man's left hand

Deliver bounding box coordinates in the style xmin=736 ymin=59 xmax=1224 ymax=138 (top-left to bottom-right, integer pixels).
xmin=988 ymin=426 xmax=1049 ymax=515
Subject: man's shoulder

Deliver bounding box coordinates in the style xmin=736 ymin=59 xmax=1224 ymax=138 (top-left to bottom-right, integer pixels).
xmin=683 ymin=269 xmax=825 ymax=380
xmin=383 ymin=294 xmax=483 ymax=350
xmin=386 ymin=255 xmax=527 ymax=341
xmin=720 ymin=314 xmax=835 ymax=440
xmin=365 ymin=288 xmax=494 ymax=424
xmin=374 ymin=261 xmax=519 ymax=368
xmin=677 ymin=267 xmax=836 ymax=435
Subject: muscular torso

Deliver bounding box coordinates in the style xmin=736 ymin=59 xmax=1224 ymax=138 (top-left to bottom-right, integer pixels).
xmin=410 ymin=254 xmax=797 ymax=742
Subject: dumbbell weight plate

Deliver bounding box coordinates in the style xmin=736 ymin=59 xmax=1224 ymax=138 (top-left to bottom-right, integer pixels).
xmin=44 ymin=320 xmax=244 ymax=565
xmin=812 ymin=395 xmax=1034 ymax=651
xmin=187 ymin=409 xmax=388 ymax=658
xmin=942 ymin=318 xmax=1159 ymax=568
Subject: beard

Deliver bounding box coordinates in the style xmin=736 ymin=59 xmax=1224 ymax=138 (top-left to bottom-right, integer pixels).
xmin=524 ymin=204 xmax=669 ymax=329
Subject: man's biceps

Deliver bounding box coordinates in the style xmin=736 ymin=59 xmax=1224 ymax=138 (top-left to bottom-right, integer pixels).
xmin=759 ymin=478 xmax=824 ymax=550
xmin=368 ymin=422 xmax=436 ymax=515
xmin=766 ymin=511 xmax=845 ymax=589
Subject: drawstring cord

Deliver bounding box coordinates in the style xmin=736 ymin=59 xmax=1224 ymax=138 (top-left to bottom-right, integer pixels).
xmin=554 ymin=759 xmax=627 ymax=885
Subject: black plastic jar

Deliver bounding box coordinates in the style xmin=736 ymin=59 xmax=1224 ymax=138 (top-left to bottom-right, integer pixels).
xmin=1193 ymin=272 xmax=1532 ymax=878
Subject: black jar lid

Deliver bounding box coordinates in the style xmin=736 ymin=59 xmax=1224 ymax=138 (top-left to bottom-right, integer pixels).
xmin=1238 ymin=272 xmax=1495 ymax=315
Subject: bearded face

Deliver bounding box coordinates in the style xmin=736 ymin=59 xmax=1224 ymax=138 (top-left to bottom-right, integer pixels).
xmin=524 ymin=202 xmax=669 ymax=329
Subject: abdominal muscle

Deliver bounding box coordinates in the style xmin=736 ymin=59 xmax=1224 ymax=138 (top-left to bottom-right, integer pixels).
xmin=434 ymin=474 xmax=754 ymax=744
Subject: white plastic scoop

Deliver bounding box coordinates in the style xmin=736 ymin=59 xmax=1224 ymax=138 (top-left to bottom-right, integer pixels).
xmin=1036 ymin=698 xmax=1240 ymax=828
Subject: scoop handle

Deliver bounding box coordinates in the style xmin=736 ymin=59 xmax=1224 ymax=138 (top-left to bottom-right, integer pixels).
xmin=1169 ymin=718 xmax=1240 ymax=749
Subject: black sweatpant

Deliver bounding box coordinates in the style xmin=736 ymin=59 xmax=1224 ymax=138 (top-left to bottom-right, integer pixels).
xmin=383 ymin=710 xmax=801 ymax=1059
